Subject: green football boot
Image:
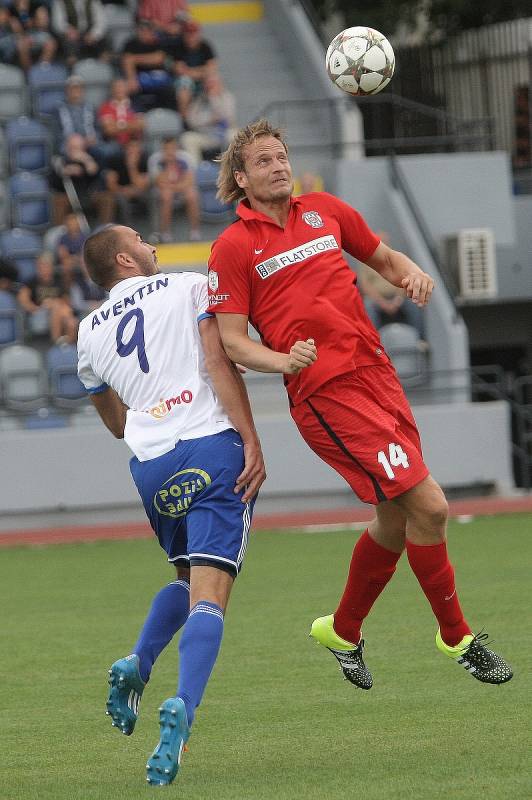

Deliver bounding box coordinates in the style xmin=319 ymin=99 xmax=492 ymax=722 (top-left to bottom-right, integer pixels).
xmin=146 ymin=697 xmax=190 ymax=786
xmin=106 ymin=654 xmax=145 ymax=736
xmin=436 ymin=629 xmax=513 ymax=685
xmin=310 ymin=614 xmax=373 ymax=689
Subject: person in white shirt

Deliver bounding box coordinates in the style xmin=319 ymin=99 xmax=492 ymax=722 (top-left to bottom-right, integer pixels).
xmin=77 ymin=223 xmax=265 ymax=786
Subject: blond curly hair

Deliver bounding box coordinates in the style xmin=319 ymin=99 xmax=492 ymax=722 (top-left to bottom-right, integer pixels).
xmin=216 ymin=119 xmax=288 ymax=204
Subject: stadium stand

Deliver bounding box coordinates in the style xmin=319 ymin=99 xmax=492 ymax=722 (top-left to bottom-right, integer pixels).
xmin=0 ymin=290 xmax=22 ymax=347
xmin=0 ymin=228 xmax=42 ymax=283
xmin=46 ymin=343 xmax=86 ymax=408
xmin=6 ymin=116 xmax=51 ymax=174
xmin=195 ymin=160 xmax=233 ymax=221
xmin=72 ymin=59 xmax=116 ymax=109
xmin=0 ymin=64 xmax=27 ymax=121
xmin=28 ymin=62 xmax=68 ymax=119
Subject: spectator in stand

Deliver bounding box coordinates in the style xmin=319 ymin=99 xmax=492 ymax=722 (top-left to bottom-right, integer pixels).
xmin=0 ymin=257 xmax=20 ymax=294
xmin=121 ymin=19 xmax=175 ymax=112
xmin=357 ymin=231 xmax=425 ymax=340
xmin=51 ymin=133 xmax=114 ymax=225
xmin=56 ymin=212 xmax=87 ymax=276
xmin=181 ymin=72 xmax=235 ymax=164
xmin=55 ymin=76 xmax=100 ymax=155
xmin=98 ymin=78 xmax=145 ymax=155
xmin=104 ymin=138 xmax=151 ymax=221
xmin=0 ymin=5 xmax=20 ymax=65
xmin=51 ymin=0 xmax=108 ymax=64
xmin=17 ymin=251 xmax=79 ymax=344
xmin=137 ymin=0 xmax=189 ymax=35
xmin=15 ymin=3 xmax=57 ymax=69
xmin=148 ymin=136 xmax=200 ymax=242
xmin=172 ymin=19 xmax=217 ymax=116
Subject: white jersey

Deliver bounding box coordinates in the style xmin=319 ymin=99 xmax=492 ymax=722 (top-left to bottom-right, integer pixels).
xmin=77 ymin=272 xmax=232 ymax=461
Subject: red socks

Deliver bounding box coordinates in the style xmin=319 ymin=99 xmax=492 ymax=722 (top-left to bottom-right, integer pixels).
xmin=406 ymin=539 xmax=471 ymax=646
xmin=333 ymin=530 xmax=401 ymax=644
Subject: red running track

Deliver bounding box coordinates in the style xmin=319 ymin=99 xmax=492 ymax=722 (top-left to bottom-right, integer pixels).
xmin=1 ymin=495 xmax=532 ymax=548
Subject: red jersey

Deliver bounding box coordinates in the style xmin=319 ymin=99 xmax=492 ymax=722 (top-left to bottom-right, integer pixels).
xmin=98 ymin=100 xmax=140 ymax=146
xmin=207 ymin=192 xmax=389 ymax=405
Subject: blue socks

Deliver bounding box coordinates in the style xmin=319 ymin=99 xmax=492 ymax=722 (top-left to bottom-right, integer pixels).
xmin=133 ymin=580 xmax=190 ymax=683
xmin=177 ymin=601 xmax=224 ymax=728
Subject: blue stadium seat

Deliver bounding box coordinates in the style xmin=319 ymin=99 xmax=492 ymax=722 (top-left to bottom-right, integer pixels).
xmin=28 ymin=62 xmax=68 ymax=118
xmin=196 ymin=161 xmax=234 ymax=222
xmin=47 ymin=343 xmax=86 ymax=408
xmin=0 ymin=290 xmax=22 ymax=347
xmin=0 ymin=228 xmax=42 ymax=283
xmin=0 ymin=343 xmax=48 ymax=411
xmin=9 ymin=173 xmax=51 ymax=231
xmin=6 ymin=117 xmax=51 ymax=173
xmin=24 ymin=410 xmax=68 ymax=429
xmin=0 ymin=64 xmax=27 ymax=121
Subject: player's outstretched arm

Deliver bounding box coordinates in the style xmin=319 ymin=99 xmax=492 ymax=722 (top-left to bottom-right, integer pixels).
xmin=215 ymin=312 xmax=317 ymax=374
xmin=199 ymin=316 xmax=266 ymax=502
xmin=365 ymin=241 xmax=434 ymax=307
xmin=90 ymin=388 xmax=128 ymax=439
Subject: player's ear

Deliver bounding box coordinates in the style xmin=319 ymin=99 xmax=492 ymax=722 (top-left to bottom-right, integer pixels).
xmin=234 ymin=169 xmax=247 ymax=189
xmin=116 ymin=250 xmax=134 ymax=268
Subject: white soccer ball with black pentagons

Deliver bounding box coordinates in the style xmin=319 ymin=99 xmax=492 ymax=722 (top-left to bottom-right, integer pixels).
xmin=326 ymin=26 xmax=395 ymax=96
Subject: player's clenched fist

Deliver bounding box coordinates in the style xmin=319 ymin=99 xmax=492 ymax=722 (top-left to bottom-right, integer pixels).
xmin=401 ymin=271 xmax=434 ymax=306
xmin=285 ymin=338 xmax=317 ymax=374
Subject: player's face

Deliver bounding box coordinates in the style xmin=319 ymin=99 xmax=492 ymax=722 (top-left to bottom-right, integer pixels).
xmin=236 ymin=137 xmax=293 ymax=204
xmin=117 ymin=227 xmax=158 ymax=276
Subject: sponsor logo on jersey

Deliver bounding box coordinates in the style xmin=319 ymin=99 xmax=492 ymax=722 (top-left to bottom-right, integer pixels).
xmin=302 ymin=211 xmax=324 ymax=228
xmin=208 ymin=270 xmax=219 ymax=291
xmin=147 ymin=390 xmax=193 ymax=419
xmin=255 ymin=235 xmax=339 ymax=279
xmin=208 ymin=293 xmax=230 ymax=304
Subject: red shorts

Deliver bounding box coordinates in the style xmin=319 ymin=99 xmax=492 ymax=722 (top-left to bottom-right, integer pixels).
xmin=290 ymin=364 xmax=429 ymax=505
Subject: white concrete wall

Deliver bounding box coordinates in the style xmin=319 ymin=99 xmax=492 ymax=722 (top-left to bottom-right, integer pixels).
xmin=0 ymin=400 xmax=513 ymax=516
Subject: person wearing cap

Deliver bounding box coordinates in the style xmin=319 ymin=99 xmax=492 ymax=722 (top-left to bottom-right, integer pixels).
xmin=55 ymin=75 xmax=101 ymax=156
xmin=169 ymin=19 xmax=217 ymax=116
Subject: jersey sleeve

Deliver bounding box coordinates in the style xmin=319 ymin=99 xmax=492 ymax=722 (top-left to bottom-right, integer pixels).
xmin=207 ymin=236 xmax=251 ymax=316
xmin=324 ymin=193 xmax=380 ymax=262
xmin=77 ymin=326 xmax=108 ymax=395
xmin=189 ymin=273 xmax=213 ymax=323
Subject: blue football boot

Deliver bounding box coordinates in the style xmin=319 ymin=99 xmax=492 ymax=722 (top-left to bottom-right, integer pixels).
xmin=146 ymin=697 xmax=190 ymax=786
xmin=106 ymin=654 xmax=145 ymax=736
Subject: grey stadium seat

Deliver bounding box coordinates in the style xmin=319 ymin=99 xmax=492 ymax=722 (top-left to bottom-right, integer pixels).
xmin=104 ymin=4 xmax=135 ymax=52
xmin=144 ymin=109 xmax=183 ymax=153
xmin=0 ymin=64 xmax=27 ymax=121
xmin=378 ymin=323 xmax=428 ymax=385
xmin=0 ymin=343 xmax=48 ymax=411
xmin=73 ymin=59 xmax=116 ymax=108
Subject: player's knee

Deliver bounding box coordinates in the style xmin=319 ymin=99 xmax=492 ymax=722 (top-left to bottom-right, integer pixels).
xmin=420 ymin=491 xmax=449 ymax=533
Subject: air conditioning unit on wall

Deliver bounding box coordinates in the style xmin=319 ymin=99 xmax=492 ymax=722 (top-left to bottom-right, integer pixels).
xmin=445 ymin=229 xmax=498 ymax=299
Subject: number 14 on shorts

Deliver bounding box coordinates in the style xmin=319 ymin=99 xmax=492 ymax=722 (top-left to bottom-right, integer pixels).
xmin=377 ymin=443 xmax=409 ymax=479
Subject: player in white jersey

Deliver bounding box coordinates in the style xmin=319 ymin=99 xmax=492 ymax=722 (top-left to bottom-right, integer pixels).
xmin=77 ymin=224 xmax=268 ymax=786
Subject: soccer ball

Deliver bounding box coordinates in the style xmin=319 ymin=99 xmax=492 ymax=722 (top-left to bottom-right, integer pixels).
xmin=325 ymin=26 xmax=395 ymax=96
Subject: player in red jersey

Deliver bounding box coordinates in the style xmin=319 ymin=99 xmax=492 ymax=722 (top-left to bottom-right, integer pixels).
xmin=207 ymin=119 xmax=513 ymax=687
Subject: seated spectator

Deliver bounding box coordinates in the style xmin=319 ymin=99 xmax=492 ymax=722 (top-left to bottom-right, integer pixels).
xmin=171 ymin=19 xmax=217 ymax=116
xmin=0 ymin=257 xmax=20 ymax=294
xmin=56 ymin=212 xmax=86 ymax=276
xmin=0 ymin=6 xmax=20 ymax=65
xmin=148 ymin=136 xmax=200 ymax=242
xmin=121 ymin=20 xmax=175 ymax=112
xmin=105 ymin=138 xmax=150 ymax=220
xmin=357 ymin=231 xmax=425 ymax=340
xmin=137 ymin=0 xmax=189 ymax=35
xmin=181 ymin=73 xmax=235 ymax=164
xmin=98 ymin=78 xmax=145 ymax=154
xmin=70 ymin=260 xmax=107 ymax=318
xmin=15 ymin=4 xmax=57 ymax=70
xmin=17 ymin=251 xmax=79 ymax=344
xmin=55 ymin=76 xmax=100 ymax=156
xmin=51 ymin=133 xmax=114 ymax=225
xmin=51 ymin=0 xmax=107 ymax=65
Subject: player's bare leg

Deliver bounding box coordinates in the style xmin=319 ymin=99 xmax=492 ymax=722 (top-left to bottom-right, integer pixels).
xmin=147 ymin=565 xmax=234 ymax=786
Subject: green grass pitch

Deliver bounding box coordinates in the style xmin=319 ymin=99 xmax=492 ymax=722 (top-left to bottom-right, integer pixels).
xmin=1 ymin=514 xmax=530 ymax=800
